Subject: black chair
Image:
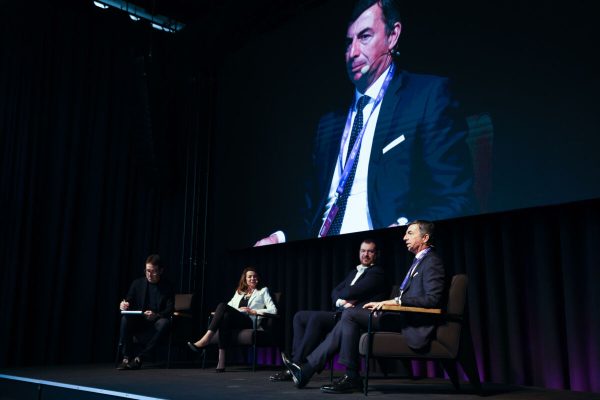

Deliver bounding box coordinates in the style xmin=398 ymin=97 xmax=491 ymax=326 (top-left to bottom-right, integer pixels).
xmin=201 ymin=292 xmax=283 ymax=371
xmin=166 ymin=293 xmax=194 ymax=368
xmin=358 ymin=274 xmax=482 ymax=395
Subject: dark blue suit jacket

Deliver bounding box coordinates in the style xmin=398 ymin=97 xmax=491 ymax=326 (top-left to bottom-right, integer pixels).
xmin=394 ymin=249 xmax=445 ymax=349
xmin=330 ymin=264 xmax=387 ymax=309
xmin=303 ymin=68 xmax=475 ymax=237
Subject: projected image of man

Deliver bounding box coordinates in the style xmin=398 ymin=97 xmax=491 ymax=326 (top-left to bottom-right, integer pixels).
xmin=255 ymin=0 xmax=474 ymax=245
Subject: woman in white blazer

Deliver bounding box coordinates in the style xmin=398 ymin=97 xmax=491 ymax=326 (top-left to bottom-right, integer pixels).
xmin=187 ymin=266 xmax=277 ymax=371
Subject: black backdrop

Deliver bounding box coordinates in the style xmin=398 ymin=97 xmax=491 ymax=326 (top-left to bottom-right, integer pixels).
xmin=1 ymin=0 xmax=599 ymax=394
xmin=0 ymin=2 xmax=210 ymax=365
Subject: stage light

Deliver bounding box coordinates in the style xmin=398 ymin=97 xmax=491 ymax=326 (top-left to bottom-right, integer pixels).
xmin=92 ymin=0 xmax=185 ymax=33
xmin=93 ymin=1 xmax=109 ymax=9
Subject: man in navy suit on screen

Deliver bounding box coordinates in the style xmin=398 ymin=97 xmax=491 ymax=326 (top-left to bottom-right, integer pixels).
xmin=255 ymin=0 xmax=474 ymax=245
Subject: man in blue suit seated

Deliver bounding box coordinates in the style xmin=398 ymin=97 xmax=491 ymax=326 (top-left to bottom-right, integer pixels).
xmin=270 ymin=239 xmax=387 ymax=381
xmin=282 ymin=220 xmax=445 ymax=393
xmin=254 ymin=0 xmax=474 ymax=246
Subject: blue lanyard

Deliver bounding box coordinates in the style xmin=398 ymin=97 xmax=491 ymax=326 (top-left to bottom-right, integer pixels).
xmin=319 ymin=64 xmax=396 ymax=237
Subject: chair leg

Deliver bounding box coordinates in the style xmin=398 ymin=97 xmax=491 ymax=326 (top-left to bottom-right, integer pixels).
xmin=440 ymin=359 xmax=460 ymax=391
xmin=252 ymin=342 xmax=257 ymax=372
xmin=166 ymin=325 xmax=173 ymax=369
xmin=458 ymin=330 xmax=483 ymax=395
xmin=364 ymin=342 xmax=371 ymax=395
xmin=115 ymin=343 xmax=123 ymax=368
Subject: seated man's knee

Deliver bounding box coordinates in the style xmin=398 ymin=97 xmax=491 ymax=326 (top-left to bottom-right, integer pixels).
xmin=340 ymin=307 xmax=362 ymax=323
xmin=155 ymin=317 xmax=171 ymax=332
xmin=293 ymin=310 xmax=310 ymax=326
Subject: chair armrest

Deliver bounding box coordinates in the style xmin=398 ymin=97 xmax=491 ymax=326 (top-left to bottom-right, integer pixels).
xmin=255 ymin=311 xmax=278 ymax=318
xmin=380 ymin=305 xmax=442 ymax=314
xmin=173 ymin=311 xmax=193 ymax=318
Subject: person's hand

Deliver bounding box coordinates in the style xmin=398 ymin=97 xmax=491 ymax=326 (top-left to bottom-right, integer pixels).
xmin=239 ymin=307 xmax=257 ymax=315
xmin=363 ymin=301 xmax=384 ymax=310
xmin=340 ymin=299 xmax=356 ymax=309
xmin=120 ymin=300 xmax=129 ymax=311
xmin=254 ymin=233 xmax=280 ymax=247
xmin=144 ymin=310 xmax=157 ymax=320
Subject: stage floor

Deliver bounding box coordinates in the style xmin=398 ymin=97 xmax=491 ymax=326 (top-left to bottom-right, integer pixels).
xmin=1 ymin=363 xmax=599 ymax=400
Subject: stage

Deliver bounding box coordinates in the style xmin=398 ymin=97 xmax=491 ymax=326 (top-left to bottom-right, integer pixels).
xmin=1 ymin=363 xmax=599 ymax=400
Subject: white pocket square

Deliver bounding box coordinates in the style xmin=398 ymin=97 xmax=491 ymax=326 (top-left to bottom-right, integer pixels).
xmin=382 ymin=134 xmax=405 ymax=154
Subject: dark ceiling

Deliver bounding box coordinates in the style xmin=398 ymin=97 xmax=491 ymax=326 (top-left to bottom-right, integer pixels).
xmin=123 ymin=0 xmax=324 ymax=28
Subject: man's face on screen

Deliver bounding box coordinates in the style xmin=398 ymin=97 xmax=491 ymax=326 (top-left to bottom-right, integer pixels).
xmin=345 ymin=3 xmax=399 ymax=92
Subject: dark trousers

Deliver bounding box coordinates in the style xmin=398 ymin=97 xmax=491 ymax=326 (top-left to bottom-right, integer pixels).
xmin=209 ymin=303 xmax=253 ymax=349
xmin=292 ymin=310 xmax=337 ymax=364
xmin=306 ymin=308 xmax=404 ymax=372
xmin=119 ymin=315 xmax=171 ymax=360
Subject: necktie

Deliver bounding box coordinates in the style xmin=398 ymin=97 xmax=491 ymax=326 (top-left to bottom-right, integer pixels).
xmin=328 ymin=95 xmax=370 ymax=236
xmin=399 ymin=256 xmax=420 ymax=292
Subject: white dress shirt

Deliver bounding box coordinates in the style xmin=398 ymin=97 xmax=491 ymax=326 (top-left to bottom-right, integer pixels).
xmin=321 ymin=65 xmax=392 ymax=235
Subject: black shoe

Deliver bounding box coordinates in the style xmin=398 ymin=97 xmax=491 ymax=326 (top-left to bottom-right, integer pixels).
xmin=320 ymin=375 xmax=363 ymax=394
xmin=127 ymin=357 xmax=142 ymax=370
xmin=281 ymin=352 xmax=312 ymax=388
xmin=116 ymin=358 xmax=129 ymax=370
xmin=270 ymin=369 xmax=292 ymax=381
xmin=215 ymin=368 xmax=225 ymax=373
xmin=187 ymin=342 xmax=204 ymax=353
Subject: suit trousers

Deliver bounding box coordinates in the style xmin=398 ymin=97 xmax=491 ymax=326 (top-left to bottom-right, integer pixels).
xmin=292 ymin=310 xmax=337 ymax=364
xmin=119 ymin=315 xmax=171 ymax=360
xmin=306 ymin=308 xmax=404 ymax=372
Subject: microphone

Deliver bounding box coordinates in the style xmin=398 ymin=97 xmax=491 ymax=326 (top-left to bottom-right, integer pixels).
xmin=359 ymin=49 xmax=400 ymax=74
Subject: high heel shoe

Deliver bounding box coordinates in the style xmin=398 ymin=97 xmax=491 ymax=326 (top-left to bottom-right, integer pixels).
xmin=187 ymin=341 xmax=205 ymax=353
xmin=215 ymin=368 xmax=225 ymax=373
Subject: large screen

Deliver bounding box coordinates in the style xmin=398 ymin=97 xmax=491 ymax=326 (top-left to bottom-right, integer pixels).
xmin=212 ymin=0 xmax=599 ymax=249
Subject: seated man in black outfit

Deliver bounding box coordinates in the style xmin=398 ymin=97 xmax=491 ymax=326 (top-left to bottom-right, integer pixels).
xmin=117 ymin=254 xmax=175 ymax=370
xmin=270 ymin=239 xmax=387 ymax=381
xmin=283 ymin=220 xmax=445 ymax=393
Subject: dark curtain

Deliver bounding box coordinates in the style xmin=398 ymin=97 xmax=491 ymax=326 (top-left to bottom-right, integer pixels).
xmin=220 ymin=199 xmax=600 ymax=392
xmin=0 ymin=3 xmax=207 ymax=366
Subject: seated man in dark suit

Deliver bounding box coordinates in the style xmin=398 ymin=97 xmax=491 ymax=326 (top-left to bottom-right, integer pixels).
xmin=283 ymin=220 xmax=445 ymax=393
xmin=270 ymin=239 xmax=387 ymax=381
xmin=117 ymin=254 xmax=175 ymax=370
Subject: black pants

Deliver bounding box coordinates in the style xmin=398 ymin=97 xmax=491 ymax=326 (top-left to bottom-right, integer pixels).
xmin=119 ymin=315 xmax=171 ymax=360
xmin=291 ymin=310 xmax=337 ymax=364
xmin=306 ymin=308 xmax=404 ymax=372
xmin=209 ymin=303 xmax=253 ymax=349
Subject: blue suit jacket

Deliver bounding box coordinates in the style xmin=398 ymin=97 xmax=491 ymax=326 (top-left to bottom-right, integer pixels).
xmin=395 ymin=249 xmax=446 ymax=349
xmin=303 ymin=68 xmax=475 ymax=237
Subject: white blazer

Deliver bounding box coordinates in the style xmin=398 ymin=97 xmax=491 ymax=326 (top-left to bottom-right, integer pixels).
xmin=227 ymin=287 xmax=278 ymax=324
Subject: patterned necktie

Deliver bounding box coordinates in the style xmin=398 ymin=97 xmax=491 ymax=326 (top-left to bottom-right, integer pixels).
xmin=328 ymin=95 xmax=370 ymax=236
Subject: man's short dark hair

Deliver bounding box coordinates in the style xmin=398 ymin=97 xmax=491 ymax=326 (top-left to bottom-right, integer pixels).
xmin=349 ymin=0 xmax=402 ymax=34
xmin=408 ymin=220 xmax=435 ymax=245
xmin=145 ymin=254 xmax=162 ymax=268
xmin=361 ymin=238 xmax=378 ymax=250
